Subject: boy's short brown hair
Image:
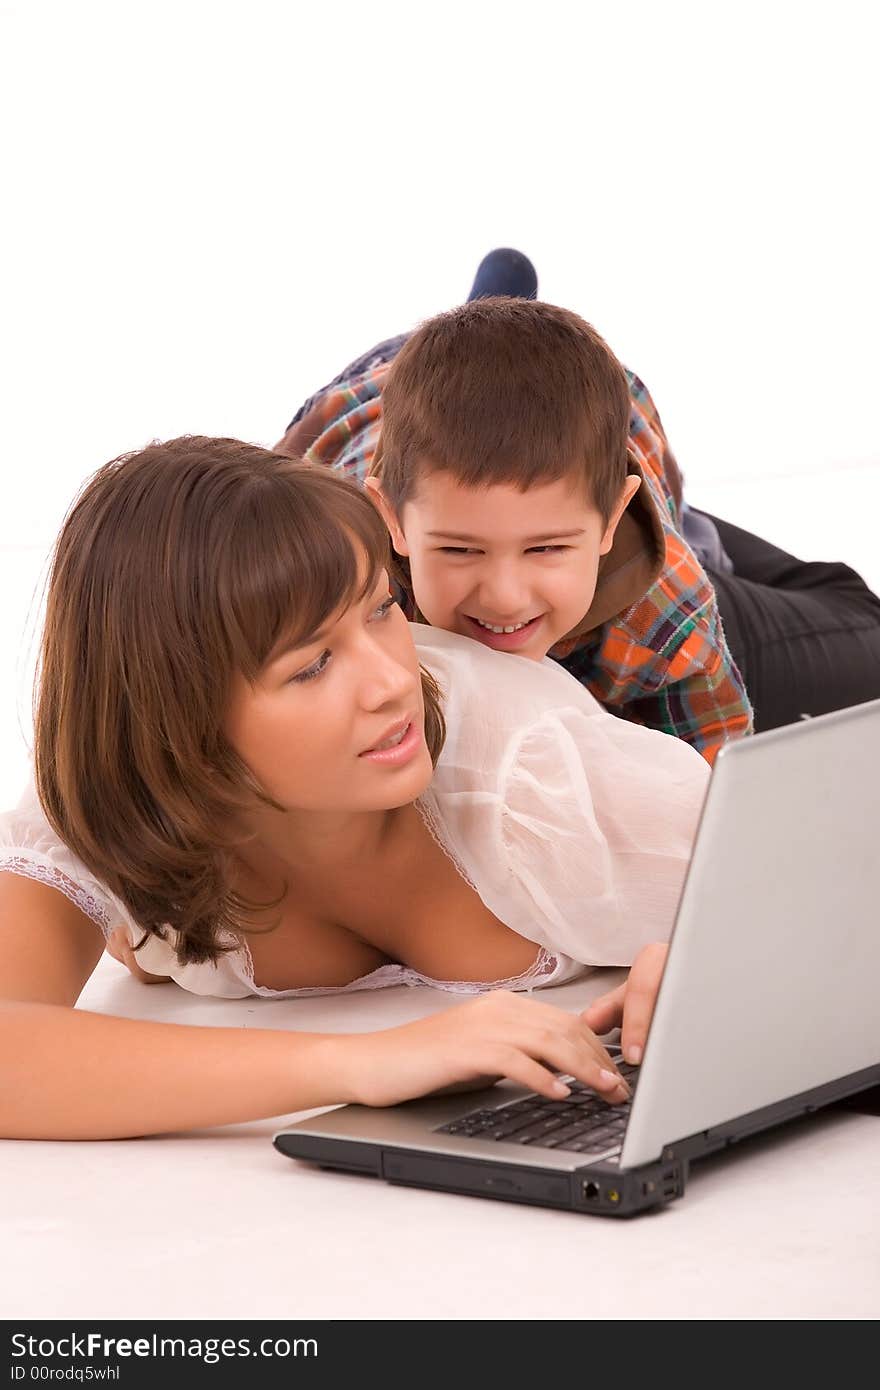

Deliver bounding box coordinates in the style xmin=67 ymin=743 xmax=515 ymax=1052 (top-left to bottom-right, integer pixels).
xmin=372 ymin=297 xmax=631 ymax=523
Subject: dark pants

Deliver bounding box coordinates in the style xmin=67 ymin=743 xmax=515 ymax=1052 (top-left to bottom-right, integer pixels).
xmin=701 ymin=510 xmax=880 ymax=732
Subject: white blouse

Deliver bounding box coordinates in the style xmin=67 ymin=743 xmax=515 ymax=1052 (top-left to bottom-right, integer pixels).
xmin=0 ymin=624 xmax=710 ymax=999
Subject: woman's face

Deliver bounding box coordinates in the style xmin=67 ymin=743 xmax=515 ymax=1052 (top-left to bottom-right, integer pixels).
xmin=224 ymin=564 xmax=434 ymax=815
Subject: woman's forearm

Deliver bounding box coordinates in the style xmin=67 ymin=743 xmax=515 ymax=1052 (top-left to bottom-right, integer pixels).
xmin=0 ymin=983 xmax=638 ymax=1141
xmin=0 ymin=1001 xmax=353 ymax=1140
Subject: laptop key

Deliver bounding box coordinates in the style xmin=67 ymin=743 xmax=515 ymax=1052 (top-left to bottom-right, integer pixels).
xmin=562 ymin=1135 xmax=622 ymax=1154
xmin=498 ymin=1115 xmax=575 ymax=1144
xmin=437 ymin=1083 xmax=634 ymax=1146
xmin=488 ymin=1108 xmax=557 ymax=1138
xmin=541 ymin=1123 xmax=600 ymax=1148
xmin=580 ymin=1125 xmax=616 ymax=1144
xmin=564 ymin=1093 xmax=614 ymax=1115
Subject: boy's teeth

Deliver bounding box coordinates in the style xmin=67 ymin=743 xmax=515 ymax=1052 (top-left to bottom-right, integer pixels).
xmin=475 ymin=618 xmax=532 ymax=634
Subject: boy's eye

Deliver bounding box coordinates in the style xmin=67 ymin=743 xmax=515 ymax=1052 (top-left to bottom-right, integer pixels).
xmin=437 ymin=545 xmax=570 ymax=555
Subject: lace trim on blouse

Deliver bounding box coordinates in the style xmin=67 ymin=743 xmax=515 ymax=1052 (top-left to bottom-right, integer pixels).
xmin=0 ymin=792 xmax=563 ymax=997
xmin=230 ymin=793 xmax=561 ymax=998
xmin=412 ymin=790 xmax=479 ymax=892
xmin=0 ymin=855 xmax=112 ymax=937
xmin=233 ymin=935 xmax=561 ymax=999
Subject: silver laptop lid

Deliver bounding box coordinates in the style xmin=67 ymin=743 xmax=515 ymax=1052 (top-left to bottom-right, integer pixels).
xmin=620 ymin=697 xmax=880 ymax=1169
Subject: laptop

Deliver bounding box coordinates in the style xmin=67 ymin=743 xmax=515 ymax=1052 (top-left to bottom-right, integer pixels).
xmin=274 ymin=697 xmax=880 ymax=1217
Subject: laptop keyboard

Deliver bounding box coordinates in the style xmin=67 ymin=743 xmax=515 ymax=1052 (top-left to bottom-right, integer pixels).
xmin=435 ymin=1061 xmax=639 ymax=1155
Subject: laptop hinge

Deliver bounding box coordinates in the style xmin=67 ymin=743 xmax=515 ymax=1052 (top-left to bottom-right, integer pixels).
xmin=660 ymin=1063 xmax=880 ymax=1165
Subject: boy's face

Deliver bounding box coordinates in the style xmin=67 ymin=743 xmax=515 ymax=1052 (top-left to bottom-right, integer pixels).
xmin=367 ymin=468 xmax=640 ymax=660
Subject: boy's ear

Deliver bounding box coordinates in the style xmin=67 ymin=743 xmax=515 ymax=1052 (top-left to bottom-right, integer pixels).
xmin=364 ymin=477 xmax=411 ymax=556
xmin=598 ymin=474 xmax=642 ymax=556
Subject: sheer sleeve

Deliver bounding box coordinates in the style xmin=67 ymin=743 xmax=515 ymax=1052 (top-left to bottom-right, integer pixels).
xmin=413 ymin=624 xmax=710 ymax=967
xmin=494 ymin=706 xmax=708 ymax=962
xmin=0 ymin=782 xmax=123 ymax=939
xmin=0 ymin=781 xmax=257 ymax=995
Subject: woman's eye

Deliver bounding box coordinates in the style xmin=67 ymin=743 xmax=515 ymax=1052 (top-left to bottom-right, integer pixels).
xmin=289 ymin=597 xmax=396 ymax=684
xmin=290 ymin=650 xmax=331 ymax=684
xmin=372 ymin=595 xmax=397 ymax=619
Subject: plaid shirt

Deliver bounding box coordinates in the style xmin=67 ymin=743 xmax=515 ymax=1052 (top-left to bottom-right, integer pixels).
xmin=289 ymin=363 xmax=753 ymax=764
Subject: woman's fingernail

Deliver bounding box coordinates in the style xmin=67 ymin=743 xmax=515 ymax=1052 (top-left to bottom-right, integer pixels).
xmin=625 ymin=1045 xmax=643 ymax=1065
xmin=599 ymin=1069 xmax=619 ymax=1088
xmin=552 ymin=1080 xmax=571 ymax=1098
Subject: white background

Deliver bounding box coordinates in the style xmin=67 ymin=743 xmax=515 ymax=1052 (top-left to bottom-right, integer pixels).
xmin=2 ymin=0 xmax=879 ymax=808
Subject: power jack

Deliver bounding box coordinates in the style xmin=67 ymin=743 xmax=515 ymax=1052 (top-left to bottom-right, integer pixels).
xmin=582 ymin=1181 xmax=601 ymax=1201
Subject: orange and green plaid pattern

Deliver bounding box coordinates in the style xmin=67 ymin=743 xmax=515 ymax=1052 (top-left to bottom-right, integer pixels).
xmin=298 ymin=363 xmax=753 ymax=764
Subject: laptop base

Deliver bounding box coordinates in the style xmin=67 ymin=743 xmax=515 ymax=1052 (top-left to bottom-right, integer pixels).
xmin=273 ymin=1131 xmax=685 ymax=1218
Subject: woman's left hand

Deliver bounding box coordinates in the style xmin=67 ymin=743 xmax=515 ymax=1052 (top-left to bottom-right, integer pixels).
xmin=581 ymin=942 xmax=669 ymax=1064
xmin=105 ymin=926 xmax=171 ymax=984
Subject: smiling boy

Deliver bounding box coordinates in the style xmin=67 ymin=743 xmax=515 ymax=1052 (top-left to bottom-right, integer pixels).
xmin=369 ymin=466 xmax=639 ymax=659
xmin=277 ymin=294 xmax=753 ymax=764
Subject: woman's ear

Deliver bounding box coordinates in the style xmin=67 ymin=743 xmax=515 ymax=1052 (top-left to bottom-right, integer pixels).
xmin=364 ymin=477 xmax=410 ymax=556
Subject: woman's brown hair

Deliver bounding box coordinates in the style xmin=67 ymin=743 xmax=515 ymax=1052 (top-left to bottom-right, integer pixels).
xmin=34 ymin=436 xmax=446 ymax=966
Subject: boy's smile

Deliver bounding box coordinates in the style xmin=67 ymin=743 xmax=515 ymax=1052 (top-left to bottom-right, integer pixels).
xmin=368 ymin=469 xmax=640 ymax=660
xmin=463 ymin=610 xmax=546 ymax=653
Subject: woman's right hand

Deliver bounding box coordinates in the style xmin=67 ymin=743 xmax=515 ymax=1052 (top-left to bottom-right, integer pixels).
xmin=338 ymin=990 xmax=632 ymax=1108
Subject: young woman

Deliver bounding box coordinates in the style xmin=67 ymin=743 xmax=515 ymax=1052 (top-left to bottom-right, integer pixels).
xmin=0 ymin=437 xmax=707 ymax=1141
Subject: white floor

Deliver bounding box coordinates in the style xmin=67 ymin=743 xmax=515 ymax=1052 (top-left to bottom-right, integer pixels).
xmin=4 ymin=955 xmax=878 ymax=1322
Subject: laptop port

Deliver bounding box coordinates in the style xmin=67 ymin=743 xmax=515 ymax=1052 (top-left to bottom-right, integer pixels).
xmin=582 ymin=1181 xmax=601 ymax=1201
